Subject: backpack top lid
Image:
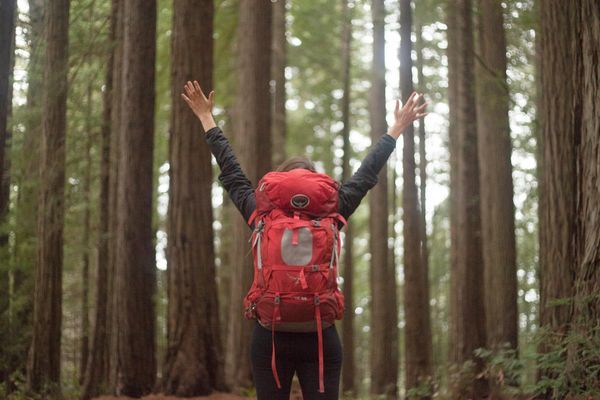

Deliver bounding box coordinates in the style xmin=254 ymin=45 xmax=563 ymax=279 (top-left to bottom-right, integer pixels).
xmin=255 ymin=168 xmax=340 ymax=217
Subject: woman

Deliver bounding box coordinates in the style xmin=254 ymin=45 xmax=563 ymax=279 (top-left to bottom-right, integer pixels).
xmin=182 ymin=81 xmax=427 ymax=400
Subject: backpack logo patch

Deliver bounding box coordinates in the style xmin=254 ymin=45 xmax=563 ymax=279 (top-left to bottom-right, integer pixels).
xmin=291 ymin=194 xmax=310 ymax=209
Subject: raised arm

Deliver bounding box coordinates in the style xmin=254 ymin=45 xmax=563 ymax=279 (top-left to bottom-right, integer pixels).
xmin=338 ymin=91 xmax=428 ymax=220
xmin=182 ymin=81 xmax=256 ymax=225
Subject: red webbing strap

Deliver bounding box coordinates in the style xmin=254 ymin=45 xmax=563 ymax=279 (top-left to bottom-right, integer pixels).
xmin=315 ymin=295 xmax=325 ymax=393
xmin=292 ymin=212 xmax=300 ymax=245
xmin=248 ymin=209 xmax=258 ymax=227
xmin=271 ymin=293 xmax=282 ymax=389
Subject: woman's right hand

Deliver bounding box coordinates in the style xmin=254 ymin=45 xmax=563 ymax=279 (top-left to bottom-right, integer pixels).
xmin=181 ymin=80 xmax=216 ymax=131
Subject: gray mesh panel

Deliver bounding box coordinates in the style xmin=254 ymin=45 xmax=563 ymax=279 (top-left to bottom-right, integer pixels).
xmin=281 ymin=227 xmax=313 ymax=265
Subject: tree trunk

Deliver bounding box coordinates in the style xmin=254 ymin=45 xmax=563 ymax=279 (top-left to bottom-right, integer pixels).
xmin=339 ymin=0 xmax=355 ymax=394
xmin=81 ymin=1 xmax=121 ymax=397
xmin=475 ymin=0 xmax=518 ymax=367
xmin=160 ymin=0 xmax=225 ymax=395
xmin=0 ymin=0 xmax=16 ymax=386
xmin=79 ymin=85 xmax=93 ymax=385
xmin=27 ymin=0 xmax=70 ymax=393
xmin=538 ymin=1 xmax=599 ymax=394
xmin=369 ymin=0 xmax=398 ymax=397
xmin=114 ymin=0 xmax=157 ymax=395
xmin=271 ymin=0 xmax=286 ymax=168
xmin=400 ymin=1 xmax=433 ymax=397
xmin=225 ymin=1 xmax=273 ymax=390
xmin=447 ymin=0 xmax=488 ymax=398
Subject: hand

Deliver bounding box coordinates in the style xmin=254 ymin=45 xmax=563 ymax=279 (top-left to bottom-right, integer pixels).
xmin=387 ymin=91 xmax=428 ymax=139
xmin=181 ymin=80 xmax=216 ymax=131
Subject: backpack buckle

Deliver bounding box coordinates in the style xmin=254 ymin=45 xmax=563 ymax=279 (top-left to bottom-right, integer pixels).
xmin=311 ymin=264 xmax=319 ymax=272
xmin=274 ymin=295 xmax=281 ymax=304
xmin=314 ymin=295 xmax=320 ymax=305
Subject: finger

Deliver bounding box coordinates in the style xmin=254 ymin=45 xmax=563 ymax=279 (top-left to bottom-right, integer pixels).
xmin=194 ymin=80 xmax=207 ymax=100
xmin=404 ymin=91 xmax=417 ymax=108
xmin=181 ymin=93 xmax=192 ymax=105
xmin=416 ymin=112 xmax=428 ymax=119
xmin=394 ymin=99 xmax=399 ymax=115
xmin=185 ymin=81 xmax=193 ymax=96
xmin=208 ymin=90 xmax=215 ymax=103
xmin=415 ymin=102 xmax=429 ymax=112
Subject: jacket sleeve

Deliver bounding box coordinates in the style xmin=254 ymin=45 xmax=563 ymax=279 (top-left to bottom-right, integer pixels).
xmin=338 ymin=133 xmax=397 ymax=220
xmin=204 ymin=126 xmax=256 ymax=225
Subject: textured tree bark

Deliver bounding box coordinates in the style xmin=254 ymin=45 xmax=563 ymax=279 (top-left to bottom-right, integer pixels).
xmin=339 ymin=0 xmax=355 ymax=394
xmin=27 ymin=0 xmax=70 ymax=393
xmin=0 ymin=0 xmax=16 ymax=386
xmin=160 ymin=0 xmax=225 ymax=395
xmin=225 ymin=1 xmax=273 ymax=390
xmin=79 ymin=85 xmax=93 ymax=385
xmin=447 ymin=0 xmax=488 ymax=398
xmin=114 ymin=0 xmax=157 ymax=395
xmin=475 ymin=0 xmax=518 ymax=370
xmin=271 ymin=0 xmax=287 ymax=168
xmin=400 ymin=1 xmax=433 ymax=397
xmin=107 ymin=0 xmax=124 ymax=393
xmin=369 ymin=0 xmax=398 ymax=398
xmin=80 ymin=7 xmax=115 ymax=398
xmin=538 ymin=0 xmax=599 ymax=392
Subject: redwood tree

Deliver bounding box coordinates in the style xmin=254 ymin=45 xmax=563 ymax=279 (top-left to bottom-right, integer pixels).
xmin=271 ymin=0 xmax=287 ymax=167
xmin=27 ymin=0 xmax=70 ymax=393
xmin=225 ymin=1 xmax=273 ymax=389
xmin=475 ymin=0 xmax=518 ymax=378
xmin=446 ymin=0 xmax=487 ymax=397
xmin=369 ymin=0 xmax=398 ymax=397
xmin=114 ymin=0 xmax=157 ymax=395
xmin=340 ymin=0 xmax=355 ymax=394
xmin=160 ymin=0 xmax=224 ymax=395
xmin=538 ymin=1 xmax=599 ymax=395
xmin=400 ymin=0 xmax=433 ymax=396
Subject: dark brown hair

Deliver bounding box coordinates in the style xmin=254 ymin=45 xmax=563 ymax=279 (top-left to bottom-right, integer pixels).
xmin=276 ymin=156 xmax=316 ymax=172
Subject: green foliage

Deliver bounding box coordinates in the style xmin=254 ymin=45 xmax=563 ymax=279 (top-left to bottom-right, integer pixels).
xmin=529 ymin=325 xmax=600 ymax=399
xmin=474 ymin=345 xmax=524 ymax=397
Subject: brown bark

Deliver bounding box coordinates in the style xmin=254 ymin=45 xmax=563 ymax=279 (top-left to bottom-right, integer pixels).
xmin=446 ymin=0 xmax=488 ymax=397
xmin=114 ymin=0 xmax=157 ymax=395
xmin=81 ymin=1 xmax=121 ymax=398
xmin=81 ymin=7 xmax=118 ymax=400
xmin=271 ymin=0 xmax=287 ymax=168
xmin=27 ymin=0 xmax=70 ymax=393
xmin=225 ymin=1 xmax=273 ymax=390
xmin=339 ymin=0 xmax=355 ymax=394
xmin=79 ymin=85 xmax=93 ymax=384
xmin=538 ymin=1 xmax=599 ymax=393
xmin=475 ymin=0 xmax=518 ymax=358
xmin=400 ymin=1 xmax=433 ymax=397
xmin=369 ymin=0 xmax=398 ymax=397
xmin=160 ymin=0 xmax=224 ymax=395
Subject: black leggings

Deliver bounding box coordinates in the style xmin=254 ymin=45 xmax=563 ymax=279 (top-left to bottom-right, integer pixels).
xmin=250 ymin=321 xmax=343 ymax=400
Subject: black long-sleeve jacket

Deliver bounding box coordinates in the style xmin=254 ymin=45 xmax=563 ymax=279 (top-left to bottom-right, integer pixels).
xmin=204 ymin=126 xmax=397 ymax=228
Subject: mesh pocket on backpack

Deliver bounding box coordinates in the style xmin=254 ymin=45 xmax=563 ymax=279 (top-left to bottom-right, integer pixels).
xmin=281 ymin=227 xmax=313 ymax=265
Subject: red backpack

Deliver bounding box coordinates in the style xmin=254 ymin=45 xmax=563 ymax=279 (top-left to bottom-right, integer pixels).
xmin=243 ymin=168 xmax=346 ymax=393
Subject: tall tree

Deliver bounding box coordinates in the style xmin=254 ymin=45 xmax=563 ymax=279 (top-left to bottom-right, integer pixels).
xmin=0 ymin=0 xmax=16 ymax=386
xmin=399 ymin=0 xmax=433 ymax=397
xmin=114 ymin=0 xmax=157 ymax=395
xmin=475 ymin=0 xmax=518 ymax=362
xmin=446 ymin=0 xmax=488 ymax=398
xmin=160 ymin=0 xmax=224 ymax=395
xmin=339 ymin=0 xmax=355 ymax=394
xmin=225 ymin=1 xmax=273 ymax=389
xmin=27 ymin=0 xmax=70 ymax=393
xmin=271 ymin=0 xmax=287 ymax=167
xmin=538 ymin=1 xmax=599 ymax=395
xmin=369 ymin=0 xmax=398 ymax=397
xmin=81 ymin=1 xmax=122 ymax=397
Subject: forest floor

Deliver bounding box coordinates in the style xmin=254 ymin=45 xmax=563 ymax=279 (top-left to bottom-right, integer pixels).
xmin=92 ymin=382 xmax=304 ymax=400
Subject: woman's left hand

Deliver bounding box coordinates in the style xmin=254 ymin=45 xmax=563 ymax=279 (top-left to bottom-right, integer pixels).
xmin=387 ymin=91 xmax=428 ymax=139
